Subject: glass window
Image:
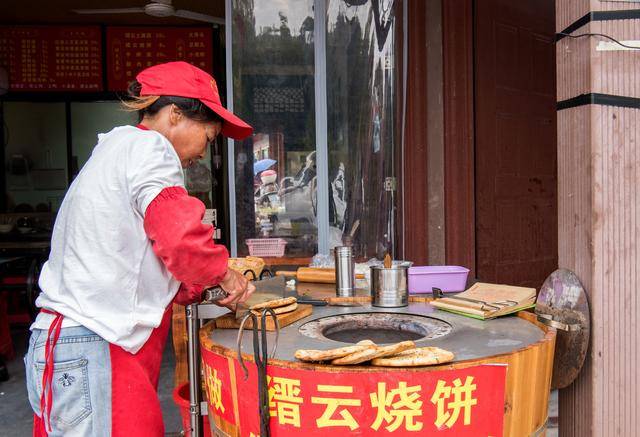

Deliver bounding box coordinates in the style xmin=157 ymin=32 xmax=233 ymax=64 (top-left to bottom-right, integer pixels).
xmin=326 ymin=0 xmax=401 ymax=258
xmin=3 ymin=102 xmax=68 ymax=213
xmin=232 ymin=0 xmax=317 ymax=257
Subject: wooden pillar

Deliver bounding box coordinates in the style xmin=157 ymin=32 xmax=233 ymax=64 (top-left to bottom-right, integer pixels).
xmin=556 ymin=1 xmax=640 ymax=435
xmin=402 ymin=0 xmax=429 ymax=265
xmin=443 ymin=0 xmax=475 ymax=277
xmin=425 ymin=0 xmax=445 ymax=265
xmin=401 ymin=0 xmax=447 ymax=266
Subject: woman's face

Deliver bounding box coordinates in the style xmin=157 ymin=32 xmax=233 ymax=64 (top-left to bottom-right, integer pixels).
xmin=162 ymin=104 xmax=222 ymax=168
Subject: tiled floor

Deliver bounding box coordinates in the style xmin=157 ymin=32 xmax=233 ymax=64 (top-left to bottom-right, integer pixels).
xmin=1 ymin=326 xmax=560 ymax=436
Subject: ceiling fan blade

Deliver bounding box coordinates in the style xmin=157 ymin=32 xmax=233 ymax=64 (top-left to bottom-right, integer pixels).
xmin=174 ymin=9 xmax=224 ymax=25
xmin=72 ymin=7 xmax=145 ymax=15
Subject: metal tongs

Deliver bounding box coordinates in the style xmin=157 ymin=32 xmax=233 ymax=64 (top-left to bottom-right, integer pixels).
xmin=236 ymin=308 xmax=280 ymax=437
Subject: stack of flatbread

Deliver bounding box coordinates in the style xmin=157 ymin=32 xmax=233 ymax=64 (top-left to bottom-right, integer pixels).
xmin=228 ymin=256 xmax=265 ymax=279
xmin=295 ymin=340 xmax=454 ymax=367
xmin=248 ymin=296 xmax=298 ymax=316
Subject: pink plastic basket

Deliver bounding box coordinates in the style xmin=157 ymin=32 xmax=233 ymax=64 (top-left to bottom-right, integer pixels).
xmin=246 ymin=238 xmax=287 ymax=257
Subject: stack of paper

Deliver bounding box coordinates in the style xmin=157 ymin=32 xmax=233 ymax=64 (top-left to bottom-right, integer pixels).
xmin=430 ymin=282 xmax=536 ymax=320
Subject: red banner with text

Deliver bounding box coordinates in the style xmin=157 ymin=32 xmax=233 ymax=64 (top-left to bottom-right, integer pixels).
xmin=0 ymin=26 xmax=102 ymax=91
xmin=106 ymin=26 xmax=212 ymax=91
xmin=201 ymin=348 xmax=236 ymax=426
xmin=202 ymin=349 xmax=507 ymax=437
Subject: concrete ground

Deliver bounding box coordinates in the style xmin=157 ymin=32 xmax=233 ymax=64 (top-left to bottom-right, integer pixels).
xmin=1 ymin=325 xmax=559 ymax=436
xmin=0 ymin=326 xmax=183 ymax=436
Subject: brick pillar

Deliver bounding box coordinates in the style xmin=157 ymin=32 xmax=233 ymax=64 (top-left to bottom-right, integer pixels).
xmin=556 ymin=1 xmax=640 ymax=435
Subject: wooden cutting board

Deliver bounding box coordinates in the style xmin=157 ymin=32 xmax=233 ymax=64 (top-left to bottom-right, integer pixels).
xmin=214 ymin=304 xmax=313 ymax=331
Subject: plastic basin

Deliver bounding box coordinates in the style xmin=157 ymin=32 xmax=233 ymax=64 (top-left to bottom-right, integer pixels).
xmin=407 ymin=265 xmax=470 ymax=293
xmin=173 ymin=382 xmax=212 ymax=437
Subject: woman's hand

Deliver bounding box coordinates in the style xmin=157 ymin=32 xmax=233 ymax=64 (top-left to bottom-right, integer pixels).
xmin=216 ymin=269 xmax=255 ymax=308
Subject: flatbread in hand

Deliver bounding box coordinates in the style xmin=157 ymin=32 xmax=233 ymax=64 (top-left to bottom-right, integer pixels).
xmin=249 ymin=296 xmax=297 ymax=310
xmin=295 ymin=340 xmax=376 ymax=362
xmin=331 ymin=341 xmax=415 ymax=365
xmin=371 ymin=347 xmax=454 ymax=367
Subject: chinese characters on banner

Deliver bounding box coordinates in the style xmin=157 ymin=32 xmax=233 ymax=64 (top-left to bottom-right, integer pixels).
xmin=201 ymin=348 xmax=507 ymax=436
xmin=201 ymin=348 xmax=236 ymax=426
xmin=0 ymin=26 xmax=102 ymax=91
xmin=106 ymin=27 xmax=213 ymax=91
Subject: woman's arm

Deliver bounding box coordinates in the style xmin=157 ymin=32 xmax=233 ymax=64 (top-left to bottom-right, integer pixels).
xmin=143 ymin=186 xmax=228 ymax=303
xmin=127 ymin=135 xmax=251 ymax=305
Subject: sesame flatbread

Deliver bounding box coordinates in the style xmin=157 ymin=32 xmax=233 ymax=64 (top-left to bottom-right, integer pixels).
xmin=371 ymin=347 xmax=455 ymax=367
xmin=294 ymin=340 xmax=376 ymax=362
xmin=331 ymin=341 xmax=416 ymax=365
xmin=252 ymin=301 xmax=297 ymax=315
xmin=249 ymin=296 xmax=297 ymax=310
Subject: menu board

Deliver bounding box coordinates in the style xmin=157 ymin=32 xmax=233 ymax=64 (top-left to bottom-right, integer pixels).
xmin=106 ymin=27 xmax=213 ymax=91
xmin=0 ymin=26 xmax=102 ymax=92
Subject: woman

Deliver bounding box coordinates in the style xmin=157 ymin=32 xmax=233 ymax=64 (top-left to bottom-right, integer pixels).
xmin=24 ymin=61 xmax=255 ymax=436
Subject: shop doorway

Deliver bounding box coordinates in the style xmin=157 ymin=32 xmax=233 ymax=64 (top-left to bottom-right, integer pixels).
xmin=474 ymin=0 xmax=557 ymax=287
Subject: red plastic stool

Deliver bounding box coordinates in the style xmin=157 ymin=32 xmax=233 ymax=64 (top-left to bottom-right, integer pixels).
xmin=4 ymin=275 xmax=32 ymax=325
xmin=0 ymin=294 xmax=15 ymax=360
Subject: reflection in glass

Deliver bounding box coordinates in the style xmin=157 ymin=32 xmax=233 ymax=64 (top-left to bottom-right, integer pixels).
xmin=326 ymin=0 xmax=400 ymax=258
xmin=232 ymin=0 xmax=317 ymax=257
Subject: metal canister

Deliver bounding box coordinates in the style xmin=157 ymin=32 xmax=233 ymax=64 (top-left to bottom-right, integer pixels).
xmin=371 ymin=265 xmax=409 ymax=307
xmin=334 ymin=246 xmax=355 ymax=297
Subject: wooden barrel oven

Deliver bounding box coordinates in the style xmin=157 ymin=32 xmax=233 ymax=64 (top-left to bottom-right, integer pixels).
xmin=198 ymin=299 xmax=555 ymax=437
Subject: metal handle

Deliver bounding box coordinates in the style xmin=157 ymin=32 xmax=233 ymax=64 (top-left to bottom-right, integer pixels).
xmin=432 ymin=287 xmax=444 ymax=299
xmin=296 ymin=298 xmax=329 ymax=306
xmin=260 ymin=268 xmax=274 ymax=279
xmin=258 ymin=309 xmax=277 ymax=437
xmin=236 ymin=310 xmax=279 ymax=380
xmin=536 ymin=313 xmax=582 ymax=332
xmin=236 ymin=311 xmax=258 ymax=380
xmin=203 ymin=286 xmax=228 ymax=303
xmin=234 ymin=309 xmax=279 ymax=437
xmin=243 ymin=269 xmax=258 ymax=280
xmin=186 ymin=304 xmax=203 ymax=437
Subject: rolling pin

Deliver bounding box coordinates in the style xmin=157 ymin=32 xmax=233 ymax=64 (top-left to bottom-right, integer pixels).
xmin=275 ymin=267 xmax=365 ymax=284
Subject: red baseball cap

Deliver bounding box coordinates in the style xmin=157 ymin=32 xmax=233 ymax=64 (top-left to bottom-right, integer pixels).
xmin=136 ymin=61 xmax=253 ymax=140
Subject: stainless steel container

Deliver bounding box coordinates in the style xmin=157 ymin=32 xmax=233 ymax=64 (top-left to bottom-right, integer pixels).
xmin=334 ymin=246 xmax=355 ymax=297
xmin=371 ymin=265 xmax=409 ymax=307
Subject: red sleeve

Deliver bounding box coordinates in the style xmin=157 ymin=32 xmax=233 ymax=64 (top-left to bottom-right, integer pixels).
xmin=143 ymin=186 xmax=229 ymax=289
xmin=174 ymin=283 xmax=206 ymax=306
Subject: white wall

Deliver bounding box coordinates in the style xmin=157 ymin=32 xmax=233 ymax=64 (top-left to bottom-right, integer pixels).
xmin=70 ymin=102 xmax=136 ymax=170
xmin=4 ymin=102 xmax=67 ymax=211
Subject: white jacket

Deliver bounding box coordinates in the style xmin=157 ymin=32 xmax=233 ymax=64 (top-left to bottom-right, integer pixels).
xmin=32 ymin=126 xmax=184 ymax=353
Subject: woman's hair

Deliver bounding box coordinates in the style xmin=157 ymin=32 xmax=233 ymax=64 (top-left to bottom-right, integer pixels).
xmin=122 ymin=80 xmax=223 ymax=124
